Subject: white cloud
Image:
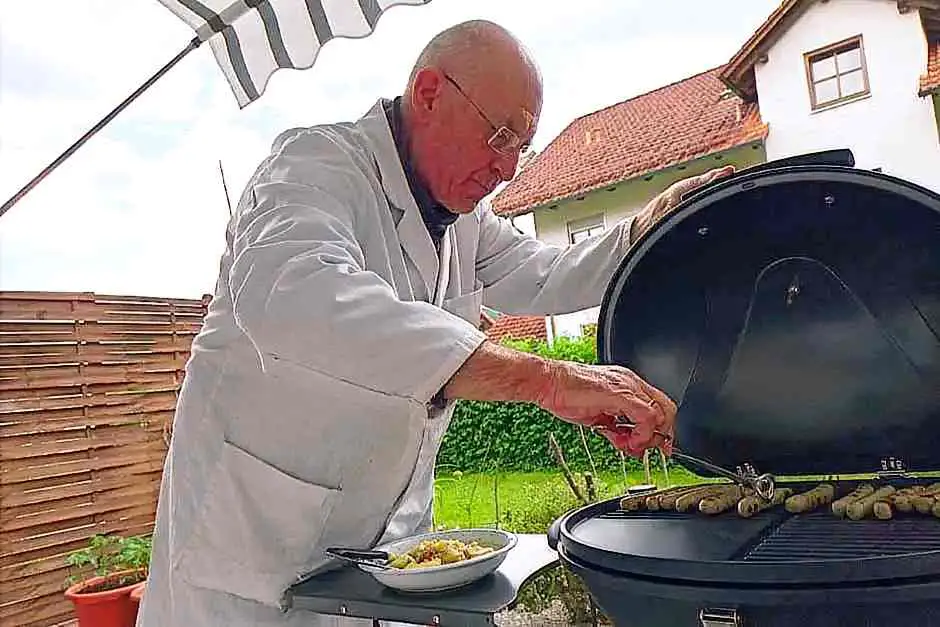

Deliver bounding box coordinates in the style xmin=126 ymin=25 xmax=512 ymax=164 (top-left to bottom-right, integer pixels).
xmin=0 ymin=0 xmax=779 ymax=297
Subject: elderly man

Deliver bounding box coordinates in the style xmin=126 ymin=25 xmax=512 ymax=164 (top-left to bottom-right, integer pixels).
xmin=137 ymin=19 xmax=732 ymax=627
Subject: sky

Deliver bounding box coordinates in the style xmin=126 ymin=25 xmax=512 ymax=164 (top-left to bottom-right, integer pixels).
xmin=0 ymin=0 xmax=779 ymax=299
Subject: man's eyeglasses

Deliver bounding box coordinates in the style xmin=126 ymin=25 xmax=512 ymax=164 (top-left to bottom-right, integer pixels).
xmin=442 ymin=73 xmax=531 ymax=158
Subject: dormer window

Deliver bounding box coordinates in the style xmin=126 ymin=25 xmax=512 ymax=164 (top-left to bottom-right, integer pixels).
xmin=804 ymin=35 xmax=869 ymax=110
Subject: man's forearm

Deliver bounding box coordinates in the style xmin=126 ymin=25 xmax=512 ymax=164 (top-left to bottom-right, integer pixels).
xmin=441 ymin=340 xmax=554 ymax=405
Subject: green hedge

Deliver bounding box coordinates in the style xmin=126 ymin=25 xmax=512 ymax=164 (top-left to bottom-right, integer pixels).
xmin=437 ymin=335 xmax=646 ymax=473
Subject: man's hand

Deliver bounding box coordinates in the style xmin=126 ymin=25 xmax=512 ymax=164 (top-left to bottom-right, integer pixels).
xmin=631 ymin=166 xmax=736 ymax=243
xmin=442 ymin=341 xmax=677 ymax=458
xmin=535 ymin=360 xmax=676 ymax=457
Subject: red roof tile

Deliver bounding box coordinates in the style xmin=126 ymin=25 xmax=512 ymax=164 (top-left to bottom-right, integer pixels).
xmin=491 ymin=67 xmax=767 ymax=217
xmin=921 ymin=39 xmax=940 ymax=96
xmin=484 ymin=315 xmax=547 ymax=343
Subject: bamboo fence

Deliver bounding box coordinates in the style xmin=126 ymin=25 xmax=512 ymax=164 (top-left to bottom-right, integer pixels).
xmin=0 ymin=291 xmax=209 ymax=627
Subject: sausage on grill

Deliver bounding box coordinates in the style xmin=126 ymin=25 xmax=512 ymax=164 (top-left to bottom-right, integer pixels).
xmin=875 ymin=486 xmax=929 ymax=519
xmin=676 ymin=485 xmax=731 ymax=512
xmin=846 ymin=486 xmax=896 ymax=520
xmin=620 ymin=490 xmax=657 ymax=512
xmin=660 ymin=486 xmax=711 ymax=511
xmin=893 ymin=485 xmax=928 ymax=513
xmin=832 ymin=484 xmax=875 ymax=518
xmin=913 ymin=494 xmax=940 ymax=515
xmin=784 ymin=483 xmax=835 ymax=513
xmin=738 ymin=488 xmax=794 ymax=518
xmin=699 ymin=486 xmax=746 ymax=515
xmin=873 ymin=500 xmax=893 ymax=520
xmin=910 ymin=484 xmax=940 ymax=514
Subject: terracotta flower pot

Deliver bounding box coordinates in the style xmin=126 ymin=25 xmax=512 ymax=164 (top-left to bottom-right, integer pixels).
xmin=65 ymin=569 xmax=147 ymax=627
xmin=130 ymin=580 xmax=145 ymax=604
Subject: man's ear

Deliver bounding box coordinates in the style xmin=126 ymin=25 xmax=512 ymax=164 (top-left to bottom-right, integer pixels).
xmin=410 ymin=68 xmax=444 ymax=117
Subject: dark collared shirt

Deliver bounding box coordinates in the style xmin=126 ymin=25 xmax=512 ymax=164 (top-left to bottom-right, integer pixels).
xmin=383 ymin=98 xmax=462 ymax=410
xmin=383 ymin=97 xmax=458 ymax=251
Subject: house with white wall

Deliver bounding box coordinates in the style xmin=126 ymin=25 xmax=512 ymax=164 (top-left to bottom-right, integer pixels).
xmin=491 ymin=0 xmax=940 ymax=340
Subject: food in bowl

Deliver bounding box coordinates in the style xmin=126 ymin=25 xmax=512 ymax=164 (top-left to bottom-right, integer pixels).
xmin=388 ymin=538 xmax=495 ymax=569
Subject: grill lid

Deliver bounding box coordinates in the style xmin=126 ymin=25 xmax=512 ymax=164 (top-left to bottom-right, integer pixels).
xmin=596 ymin=150 xmax=940 ymax=477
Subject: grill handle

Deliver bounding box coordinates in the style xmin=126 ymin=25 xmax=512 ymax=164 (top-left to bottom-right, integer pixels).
xmin=678 ymin=148 xmax=856 ymax=203
xmin=547 ymin=518 xmax=562 ymax=551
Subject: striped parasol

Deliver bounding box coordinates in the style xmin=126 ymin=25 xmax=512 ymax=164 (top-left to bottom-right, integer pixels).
xmin=158 ymin=0 xmax=430 ymax=107
xmin=1 ymin=0 xmax=432 ymax=217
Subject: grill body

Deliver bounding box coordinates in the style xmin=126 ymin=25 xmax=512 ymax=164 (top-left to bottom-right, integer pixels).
xmin=567 ymin=560 xmax=940 ymax=627
xmin=552 ymin=152 xmax=940 ymax=626
xmin=550 ymin=488 xmax=940 ymax=627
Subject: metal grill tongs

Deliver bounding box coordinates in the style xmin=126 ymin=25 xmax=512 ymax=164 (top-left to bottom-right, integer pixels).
xmin=603 ymin=416 xmax=776 ymax=500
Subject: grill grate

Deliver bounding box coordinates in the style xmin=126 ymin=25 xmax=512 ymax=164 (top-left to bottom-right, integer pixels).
xmin=741 ymin=510 xmax=940 ymax=562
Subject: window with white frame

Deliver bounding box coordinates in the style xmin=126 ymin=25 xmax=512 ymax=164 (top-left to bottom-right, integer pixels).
xmin=804 ymin=35 xmax=869 ymax=110
xmin=567 ymin=214 xmax=606 ymax=244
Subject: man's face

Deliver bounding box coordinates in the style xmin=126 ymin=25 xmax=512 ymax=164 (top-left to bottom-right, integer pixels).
xmin=408 ymin=66 xmax=540 ymax=213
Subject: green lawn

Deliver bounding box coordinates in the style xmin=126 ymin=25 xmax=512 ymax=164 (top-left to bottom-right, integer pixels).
xmin=433 ymin=467 xmax=701 ymax=532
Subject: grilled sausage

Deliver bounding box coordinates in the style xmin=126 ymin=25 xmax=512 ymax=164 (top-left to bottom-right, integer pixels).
xmin=873 ymin=500 xmax=893 ymax=520
xmin=645 ymin=491 xmax=665 ymax=511
xmin=893 ymin=486 xmax=926 ymax=513
xmin=879 ymin=485 xmax=926 ymax=513
xmin=832 ymin=484 xmax=875 ymax=518
xmin=784 ymin=483 xmax=835 ymax=513
xmin=620 ymin=491 xmax=655 ymax=512
xmin=909 ymin=484 xmax=940 ymax=514
xmin=913 ymin=494 xmax=940 ymax=515
xmin=739 ymin=488 xmax=794 ymax=518
xmin=699 ymin=486 xmax=746 ymax=515
xmin=660 ymin=486 xmax=710 ymax=510
xmin=846 ymin=486 xmax=896 ymax=520
xmin=676 ymin=486 xmax=730 ymax=512
xmin=932 ymin=500 xmax=940 ymax=519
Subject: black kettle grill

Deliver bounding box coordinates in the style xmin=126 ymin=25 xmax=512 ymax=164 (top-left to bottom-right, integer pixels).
xmin=547 ymin=149 xmax=940 ymax=627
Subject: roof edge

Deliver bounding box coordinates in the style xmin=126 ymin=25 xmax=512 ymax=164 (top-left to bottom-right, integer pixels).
xmin=719 ymin=0 xmax=806 ymax=102
xmin=495 ymin=136 xmax=768 ymax=218
xmin=919 ymin=84 xmax=940 ymax=97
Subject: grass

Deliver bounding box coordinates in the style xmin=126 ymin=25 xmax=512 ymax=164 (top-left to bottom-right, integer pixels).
xmin=433 ymin=467 xmax=701 ymax=531
xmin=431 ymin=467 xmax=940 ymax=531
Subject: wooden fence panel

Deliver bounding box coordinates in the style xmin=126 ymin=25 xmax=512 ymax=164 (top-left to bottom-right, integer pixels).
xmin=0 ymin=291 xmax=209 ymax=627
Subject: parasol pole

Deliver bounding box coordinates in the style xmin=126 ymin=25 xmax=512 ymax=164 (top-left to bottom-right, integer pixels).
xmin=0 ymin=36 xmax=203 ymax=220
xmin=218 ymin=160 xmax=233 ymax=217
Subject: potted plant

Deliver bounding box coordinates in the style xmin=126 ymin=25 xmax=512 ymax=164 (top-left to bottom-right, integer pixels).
xmin=64 ymin=534 xmax=151 ymax=627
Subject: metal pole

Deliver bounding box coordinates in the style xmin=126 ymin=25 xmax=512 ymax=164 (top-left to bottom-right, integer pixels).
xmin=0 ymin=37 xmax=203 ymax=220
xmin=219 ymin=160 xmax=233 ymax=217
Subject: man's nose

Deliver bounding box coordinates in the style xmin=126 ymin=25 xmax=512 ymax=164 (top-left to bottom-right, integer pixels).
xmin=492 ymin=151 xmax=520 ymax=182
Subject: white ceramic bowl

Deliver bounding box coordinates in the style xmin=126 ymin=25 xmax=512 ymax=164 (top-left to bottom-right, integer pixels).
xmin=357 ymin=528 xmax=518 ymax=593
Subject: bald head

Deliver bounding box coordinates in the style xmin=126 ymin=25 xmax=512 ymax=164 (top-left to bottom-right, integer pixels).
xmin=400 ymin=21 xmax=543 ymax=213
xmin=408 ymin=20 xmax=541 ymax=93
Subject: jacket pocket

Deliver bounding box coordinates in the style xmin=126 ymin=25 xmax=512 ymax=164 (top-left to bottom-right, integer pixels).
xmin=442 ymin=285 xmax=484 ymax=326
xmin=176 ymin=439 xmax=340 ymax=608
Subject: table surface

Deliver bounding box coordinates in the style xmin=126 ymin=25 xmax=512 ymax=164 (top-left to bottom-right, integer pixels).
xmin=288 ymin=534 xmax=560 ymax=626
